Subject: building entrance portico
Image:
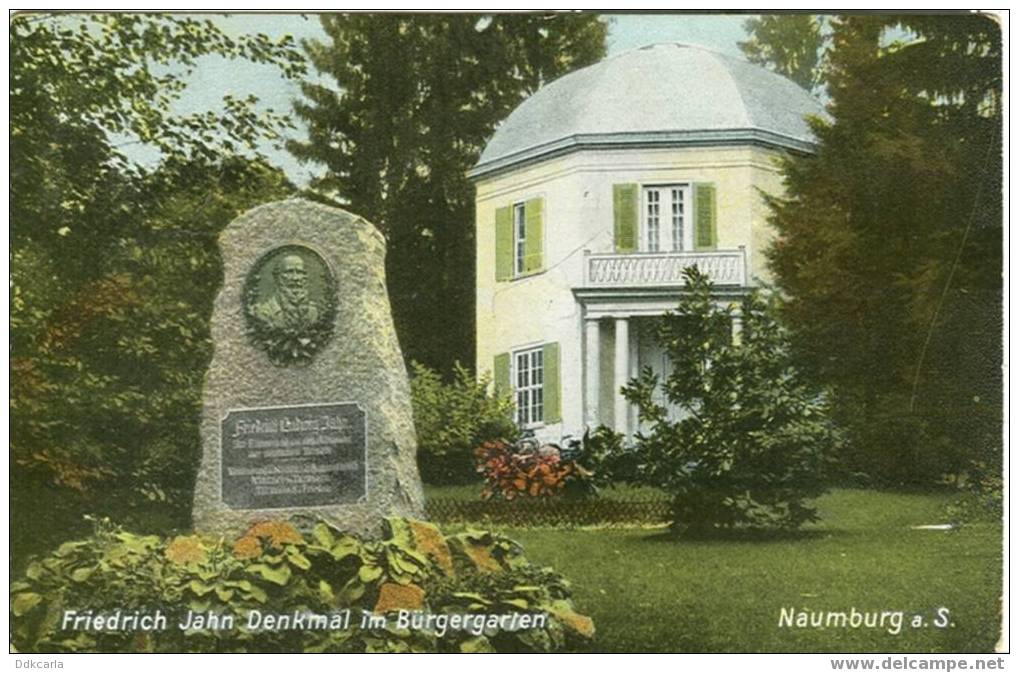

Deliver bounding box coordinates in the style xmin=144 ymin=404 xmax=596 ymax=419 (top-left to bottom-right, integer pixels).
xmin=582 ymin=313 xmax=666 ymax=437
xmin=577 ymin=283 xmax=745 ymax=438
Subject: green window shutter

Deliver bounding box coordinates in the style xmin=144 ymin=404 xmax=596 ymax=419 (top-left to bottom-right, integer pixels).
xmin=495 ymin=206 xmax=513 ymax=281
xmin=523 ymin=197 xmax=544 ymax=273
xmin=613 ymin=183 xmax=638 ymax=253
xmin=542 ymin=342 xmax=561 ymax=424
xmin=694 ymin=183 xmax=717 ymax=250
xmin=493 ymin=352 xmax=511 ymax=396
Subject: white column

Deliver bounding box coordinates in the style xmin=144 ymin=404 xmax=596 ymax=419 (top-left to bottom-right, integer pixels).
xmin=629 ymin=322 xmax=640 ymax=432
xmin=614 ymin=317 xmax=630 ymax=436
xmin=584 ymin=318 xmax=601 ymax=428
xmin=731 ymin=307 xmax=743 ymax=345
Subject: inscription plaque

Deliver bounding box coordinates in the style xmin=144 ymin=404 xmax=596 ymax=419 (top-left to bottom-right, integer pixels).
xmin=221 ymin=402 xmax=366 ymax=509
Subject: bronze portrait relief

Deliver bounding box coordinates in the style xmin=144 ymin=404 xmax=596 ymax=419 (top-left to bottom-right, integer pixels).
xmin=243 ymin=244 xmax=337 ymax=366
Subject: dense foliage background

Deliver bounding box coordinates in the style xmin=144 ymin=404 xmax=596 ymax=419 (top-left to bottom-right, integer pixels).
xmin=743 ymin=15 xmax=1002 ymax=485
xmin=410 ymin=362 xmax=518 ymax=485
xmin=10 ymin=14 xmax=306 ymax=555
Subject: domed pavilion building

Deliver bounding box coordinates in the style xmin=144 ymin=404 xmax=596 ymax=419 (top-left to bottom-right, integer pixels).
xmin=470 ymin=43 xmax=825 ymax=441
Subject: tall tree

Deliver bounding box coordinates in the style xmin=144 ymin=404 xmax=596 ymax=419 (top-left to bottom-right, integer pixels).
xmin=10 ymin=14 xmax=304 ymax=553
xmin=764 ymin=15 xmax=1002 ymax=484
xmin=739 ymin=14 xmax=828 ymax=94
xmin=288 ymin=14 xmax=608 ymax=373
xmin=11 ymin=14 xmax=304 ymax=279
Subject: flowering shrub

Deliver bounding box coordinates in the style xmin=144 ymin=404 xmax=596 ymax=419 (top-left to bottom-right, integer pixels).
xmin=11 ymin=517 xmax=594 ymax=653
xmin=474 ymin=440 xmax=575 ymax=500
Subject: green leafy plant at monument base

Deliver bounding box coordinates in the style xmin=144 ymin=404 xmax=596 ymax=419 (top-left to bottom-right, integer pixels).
xmin=622 ymin=269 xmax=842 ymax=535
xmin=411 ymin=362 xmax=519 ymax=485
xmin=11 ymin=517 xmax=593 ymax=653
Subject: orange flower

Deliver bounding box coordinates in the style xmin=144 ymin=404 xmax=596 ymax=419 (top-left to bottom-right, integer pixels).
xmin=232 ymin=535 xmax=262 ymax=560
xmin=409 ymin=521 xmax=454 ymax=576
xmin=458 ymin=542 xmax=501 ymax=573
xmin=164 ymin=535 xmax=208 ymax=566
xmin=373 ymin=582 xmax=425 ymax=613
xmin=548 ymin=602 xmax=596 ymax=639
xmin=245 ymin=521 xmax=303 ymax=548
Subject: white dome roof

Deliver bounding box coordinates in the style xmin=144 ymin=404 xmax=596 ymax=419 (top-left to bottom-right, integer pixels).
xmin=471 ymin=43 xmax=826 ymax=179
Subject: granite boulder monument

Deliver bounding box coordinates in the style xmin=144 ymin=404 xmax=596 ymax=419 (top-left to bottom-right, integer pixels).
xmin=192 ymin=198 xmax=425 ymax=537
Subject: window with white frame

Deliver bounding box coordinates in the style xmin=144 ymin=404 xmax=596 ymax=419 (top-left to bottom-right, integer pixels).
xmin=513 ymin=202 xmax=527 ymax=275
xmin=645 ymin=189 xmax=661 ymax=251
xmin=643 ymin=185 xmax=692 ymax=252
xmin=514 ymin=347 xmax=544 ymax=426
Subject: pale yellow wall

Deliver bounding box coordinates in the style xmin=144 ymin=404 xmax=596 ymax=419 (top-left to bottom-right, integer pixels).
xmin=475 ymin=155 xmax=587 ymax=438
xmin=473 ymin=143 xmax=791 ymax=436
xmin=747 ymin=146 xmax=790 ymax=284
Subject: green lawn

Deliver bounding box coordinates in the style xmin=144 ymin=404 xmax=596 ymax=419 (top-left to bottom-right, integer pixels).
xmin=427 ymin=488 xmax=1002 ymax=653
xmin=12 ymin=485 xmax=1000 ymax=653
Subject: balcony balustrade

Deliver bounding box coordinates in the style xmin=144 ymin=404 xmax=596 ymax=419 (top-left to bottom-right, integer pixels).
xmin=584 ymin=248 xmax=746 ymax=288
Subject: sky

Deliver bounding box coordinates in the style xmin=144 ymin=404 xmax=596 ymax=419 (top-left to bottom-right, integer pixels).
xmin=124 ymin=13 xmax=757 ymax=186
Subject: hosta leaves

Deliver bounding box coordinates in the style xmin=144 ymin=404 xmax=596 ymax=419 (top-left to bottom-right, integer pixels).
xmin=285 ymin=547 xmax=312 ymax=570
xmin=318 ymin=580 xmax=335 ymax=604
xmin=11 ymin=517 xmax=594 ymax=653
xmin=312 ymin=523 xmax=335 ymax=548
xmin=115 ymin=532 xmax=160 ymax=553
xmin=500 ymin=597 xmax=530 ymax=609
xmin=247 ymin=563 xmax=291 ymax=586
xmin=459 ymin=636 xmax=496 ymax=653
xmin=329 ymin=539 xmax=361 ymax=562
xmin=24 ymin=563 xmax=44 ymax=581
xmin=12 ymin=592 xmax=42 ymax=616
xmin=450 ymin=591 xmax=490 ymax=606
xmin=188 ymin=599 xmax=210 ymax=614
xmin=242 ymin=584 xmax=268 ymax=604
xmin=358 ymin=564 xmax=383 ymax=583
xmin=70 ymin=566 xmax=95 ymax=582
xmin=338 ymin=577 xmax=366 ymax=604
xmin=188 ymin=579 xmax=214 ymax=596
xmin=54 ymin=541 xmax=86 ymax=558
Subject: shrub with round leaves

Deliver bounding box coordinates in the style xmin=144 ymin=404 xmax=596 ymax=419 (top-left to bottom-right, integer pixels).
xmin=410 ymin=362 xmax=519 ymax=485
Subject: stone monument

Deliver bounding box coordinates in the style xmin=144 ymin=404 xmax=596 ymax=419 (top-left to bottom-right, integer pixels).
xmin=192 ymin=198 xmax=425 ymax=536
